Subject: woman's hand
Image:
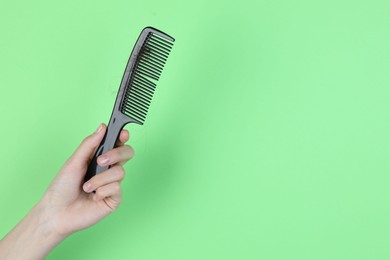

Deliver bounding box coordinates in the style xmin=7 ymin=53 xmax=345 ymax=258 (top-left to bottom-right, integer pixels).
xmin=42 ymin=123 xmax=134 ymax=236
xmin=0 ymin=124 xmax=134 ymax=259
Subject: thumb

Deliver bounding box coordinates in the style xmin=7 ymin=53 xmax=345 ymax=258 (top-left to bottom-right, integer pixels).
xmin=66 ymin=124 xmax=107 ymax=171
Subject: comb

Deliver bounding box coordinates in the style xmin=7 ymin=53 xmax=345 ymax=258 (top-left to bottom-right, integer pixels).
xmin=84 ymin=27 xmax=174 ymax=182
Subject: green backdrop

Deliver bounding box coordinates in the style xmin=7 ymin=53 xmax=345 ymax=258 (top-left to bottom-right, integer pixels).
xmin=1 ymin=0 xmax=390 ymax=259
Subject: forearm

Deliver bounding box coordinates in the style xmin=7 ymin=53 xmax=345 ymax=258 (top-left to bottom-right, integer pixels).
xmin=0 ymin=202 xmax=66 ymax=260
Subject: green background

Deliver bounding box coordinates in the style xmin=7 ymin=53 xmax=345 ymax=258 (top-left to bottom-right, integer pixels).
xmin=1 ymin=0 xmax=390 ymax=259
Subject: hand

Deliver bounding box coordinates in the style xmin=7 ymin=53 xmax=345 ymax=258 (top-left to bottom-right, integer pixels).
xmin=41 ymin=123 xmax=134 ymax=236
xmin=0 ymin=124 xmax=134 ymax=259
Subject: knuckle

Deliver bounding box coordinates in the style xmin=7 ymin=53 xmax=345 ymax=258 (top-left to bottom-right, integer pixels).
xmin=123 ymin=145 xmax=135 ymax=159
xmin=81 ymin=135 xmax=92 ymax=146
xmin=128 ymin=145 xmax=135 ymax=157
xmin=115 ymin=165 xmax=125 ymax=177
xmin=113 ymin=182 xmax=121 ymax=193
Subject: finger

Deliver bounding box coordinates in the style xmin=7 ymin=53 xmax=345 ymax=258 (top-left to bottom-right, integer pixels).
xmin=66 ymin=124 xmax=106 ymax=171
xmin=93 ymin=181 xmax=122 ymax=203
xmin=82 ymin=165 xmax=125 ymax=193
xmin=116 ymin=129 xmax=130 ymax=147
xmin=96 ymin=145 xmax=134 ymax=167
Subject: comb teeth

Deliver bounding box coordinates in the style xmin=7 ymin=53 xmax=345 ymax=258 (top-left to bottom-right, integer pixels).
xmin=121 ymin=32 xmax=174 ymax=124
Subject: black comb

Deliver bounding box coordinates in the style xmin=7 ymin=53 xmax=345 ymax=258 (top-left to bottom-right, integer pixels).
xmin=84 ymin=27 xmax=174 ymax=182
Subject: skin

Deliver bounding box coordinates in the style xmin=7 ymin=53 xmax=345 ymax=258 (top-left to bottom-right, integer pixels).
xmin=0 ymin=124 xmax=134 ymax=259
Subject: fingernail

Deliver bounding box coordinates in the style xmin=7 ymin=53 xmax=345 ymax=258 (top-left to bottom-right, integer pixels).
xmin=99 ymin=155 xmax=110 ymax=164
xmin=95 ymin=124 xmax=103 ymax=134
xmin=83 ymin=182 xmax=92 ymax=192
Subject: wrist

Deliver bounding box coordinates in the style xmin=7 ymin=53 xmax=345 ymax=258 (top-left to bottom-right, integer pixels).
xmin=0 ymin=201 xmax=67 ymax=259
xmin=32 ymin=201 xmax=68 ymax=243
